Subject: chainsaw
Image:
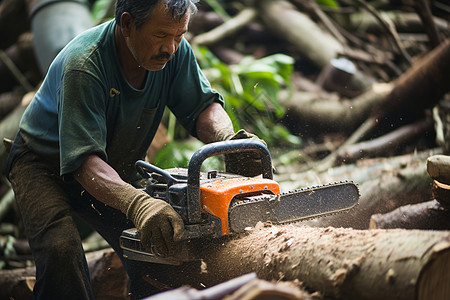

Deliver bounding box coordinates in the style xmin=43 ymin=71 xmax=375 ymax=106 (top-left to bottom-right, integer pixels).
xmin=120 ymin=140 xmax=359 ymax=265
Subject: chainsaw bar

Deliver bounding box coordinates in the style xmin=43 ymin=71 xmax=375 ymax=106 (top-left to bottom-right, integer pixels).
xmin=228 ymin=181 xmax=359 ymax=233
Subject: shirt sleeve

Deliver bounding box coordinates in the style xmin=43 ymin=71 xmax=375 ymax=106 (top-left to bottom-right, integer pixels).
xmin=58 ymin=68 xmax=108 ymax=176
xmin=167 ymin=39 xmax=224 ymax=136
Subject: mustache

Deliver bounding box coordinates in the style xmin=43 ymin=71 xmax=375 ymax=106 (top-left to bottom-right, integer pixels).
xmin=151 ymin=53 xmax=175 ymax=60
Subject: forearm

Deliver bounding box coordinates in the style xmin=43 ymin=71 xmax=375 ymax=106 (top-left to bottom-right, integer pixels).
xmin=73 ymin=154 xmax=128 ymax=210
xmin=196 ymin=102 xmax=234 ymax=144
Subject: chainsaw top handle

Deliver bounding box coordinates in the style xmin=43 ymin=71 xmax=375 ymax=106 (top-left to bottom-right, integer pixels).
xmin=187 ymin=139 xmax=273 ymax=223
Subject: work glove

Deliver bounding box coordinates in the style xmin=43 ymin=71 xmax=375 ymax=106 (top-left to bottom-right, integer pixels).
xmin=216 ymin=128 xmax=267 ymax=177
xmin=115 ymin=183 xmax=184 ymax=257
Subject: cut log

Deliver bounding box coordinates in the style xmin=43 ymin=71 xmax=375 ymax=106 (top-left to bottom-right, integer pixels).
xmin=369 ymin=200 xmax=450 ymax=229
xmin=142 ymin=225 xmax=450 ymax=300
xmin=431 ymin=180 xmax=450 ymax=209
xmin=427 ymin=155 xmax=450 ymax=185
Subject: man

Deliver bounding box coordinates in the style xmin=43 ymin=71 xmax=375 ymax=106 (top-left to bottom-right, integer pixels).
xmin=6 ymin=0 xmax=263 ymax=299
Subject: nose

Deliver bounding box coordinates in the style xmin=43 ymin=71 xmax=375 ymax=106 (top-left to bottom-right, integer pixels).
xmin=160 ymin=38 xmax=177 ymax=54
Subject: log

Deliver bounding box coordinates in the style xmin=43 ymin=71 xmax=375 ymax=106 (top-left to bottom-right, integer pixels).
xmin=372 ymin=38 xmax=450 ymax=120
xmin=431 ymin=180 xmax=450 ymax=209
xmin=142 ymin=225 xmax=450 ymax=300
xmin=144 ymin=273 xmax=313 ymax=300
xmin=369 ymin=200 xmax=450 ymax=230
xmin=279 ymin=82 xmax=392 ymax=135
xmin=257 ymin=0 xmax=344 ymax=68
xmin=427 ymin=155 xmax=450 ymax=185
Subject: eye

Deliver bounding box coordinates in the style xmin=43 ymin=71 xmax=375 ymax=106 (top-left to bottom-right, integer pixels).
xmin=175 ymin=34 xmax=183 ymax=42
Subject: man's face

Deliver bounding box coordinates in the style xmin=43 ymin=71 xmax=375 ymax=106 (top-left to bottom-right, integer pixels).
xmin=124 ymin=1 xmax=190 ymax=71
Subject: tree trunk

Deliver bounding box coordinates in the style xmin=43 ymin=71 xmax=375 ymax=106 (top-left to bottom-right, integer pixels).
xmin=369 ymin=200 xmax=450 ymax=229
xmin=257 ymin=0 xmax=343 ymax=68
xmin=372 ymin=38 xmax=450 ymax=120
xmin=142 ymin=225 xmax=450 ymax=300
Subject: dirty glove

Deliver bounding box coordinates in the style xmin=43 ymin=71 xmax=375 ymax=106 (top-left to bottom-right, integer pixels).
xmin=216 ymin=128 xmax=267 ymax=177
xmin=115 ymin=183 xmax=184 ymax=257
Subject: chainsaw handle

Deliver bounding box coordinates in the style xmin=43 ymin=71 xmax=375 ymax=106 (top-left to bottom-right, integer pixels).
xmin=135 ymin=160 xmax=180 ymax=186
xmin=186 ymin=139 xmax=273 ymax=223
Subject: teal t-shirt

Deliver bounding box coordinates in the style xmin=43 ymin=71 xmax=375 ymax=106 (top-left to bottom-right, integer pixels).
xmin=19 ymin=20 xmax=223 ymax=181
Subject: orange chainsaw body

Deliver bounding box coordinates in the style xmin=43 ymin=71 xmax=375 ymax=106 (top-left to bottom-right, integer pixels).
xmin=200 ymin=177 xmax=280 ymax=235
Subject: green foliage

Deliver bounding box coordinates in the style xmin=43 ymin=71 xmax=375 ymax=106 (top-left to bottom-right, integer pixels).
xmin=91 ymin=0 xmax=114 ymax=23
xmin=152 ymin=139 xmax=223 ymax=171
xmin=195 ymin=46 xmax=301 ymax=147
xmin=315 ymin=0 xmax=340 ymax=9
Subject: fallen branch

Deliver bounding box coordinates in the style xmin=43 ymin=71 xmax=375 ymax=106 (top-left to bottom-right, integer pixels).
xmin=191 ymin=8 xmax=257 ymax=46
xmin=336 ymin=117 xmax=433 ymax=164
xmin=369 ymin=200 xmax=450 ymax=230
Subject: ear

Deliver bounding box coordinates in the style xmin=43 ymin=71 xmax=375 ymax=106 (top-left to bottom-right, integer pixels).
xmin=120 ymin=12 xmax=134 ymax=37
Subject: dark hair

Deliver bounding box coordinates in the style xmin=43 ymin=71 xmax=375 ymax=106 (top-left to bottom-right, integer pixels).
xmin=115 ymin=0 xmax=199 ymax=29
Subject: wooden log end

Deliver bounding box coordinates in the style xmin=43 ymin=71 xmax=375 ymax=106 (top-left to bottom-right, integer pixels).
xmin=417 ymin=242 xmax=450 ymax=300
xmin=432 ymin=180 xmax=450 ymax=209
xmin=427 ymin=155 xmax=450 ymax=185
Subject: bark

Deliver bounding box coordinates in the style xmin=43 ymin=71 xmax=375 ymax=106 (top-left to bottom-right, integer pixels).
xmin=369 ymin=200 xmax=450 ymax=230
xmin=143 ymin=225 xmax=450 ymax=300
xmin=372 ymin=38 xmax=450 ymax=119
xmin=257 ymin=0 xmax=344 ymax=68
xmin=282 ymin=39 xmax=450 ymax=140
xmin=279 ymin=82 xmax=392 ymax=135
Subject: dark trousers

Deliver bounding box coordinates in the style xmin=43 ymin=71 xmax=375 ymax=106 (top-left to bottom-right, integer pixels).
xmin=8 ymin=150 xmax=159 ymax=299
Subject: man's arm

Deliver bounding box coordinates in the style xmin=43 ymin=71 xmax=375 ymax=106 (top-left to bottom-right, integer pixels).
xmin=195 ymin=102 xmax=235 ymax=144
xmin=73 ymin=155 xmax=184 ymax=255
xmin=73 ymin=155 xmax=126 ymax=209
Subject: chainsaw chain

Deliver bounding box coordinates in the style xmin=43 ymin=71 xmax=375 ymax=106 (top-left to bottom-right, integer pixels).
xmin=229 ymin=180 xmax=360 ymax=225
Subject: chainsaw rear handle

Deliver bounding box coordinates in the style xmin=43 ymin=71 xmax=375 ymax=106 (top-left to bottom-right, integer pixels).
xmin=187 ymin=139 xmax=273 ymax=223
xmin=135 ymin=160 xmax=180 ymax=186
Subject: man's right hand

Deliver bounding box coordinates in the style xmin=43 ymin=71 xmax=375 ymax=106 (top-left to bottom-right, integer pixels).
xmin=115 ymin=183 xmax=185 ymax=257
